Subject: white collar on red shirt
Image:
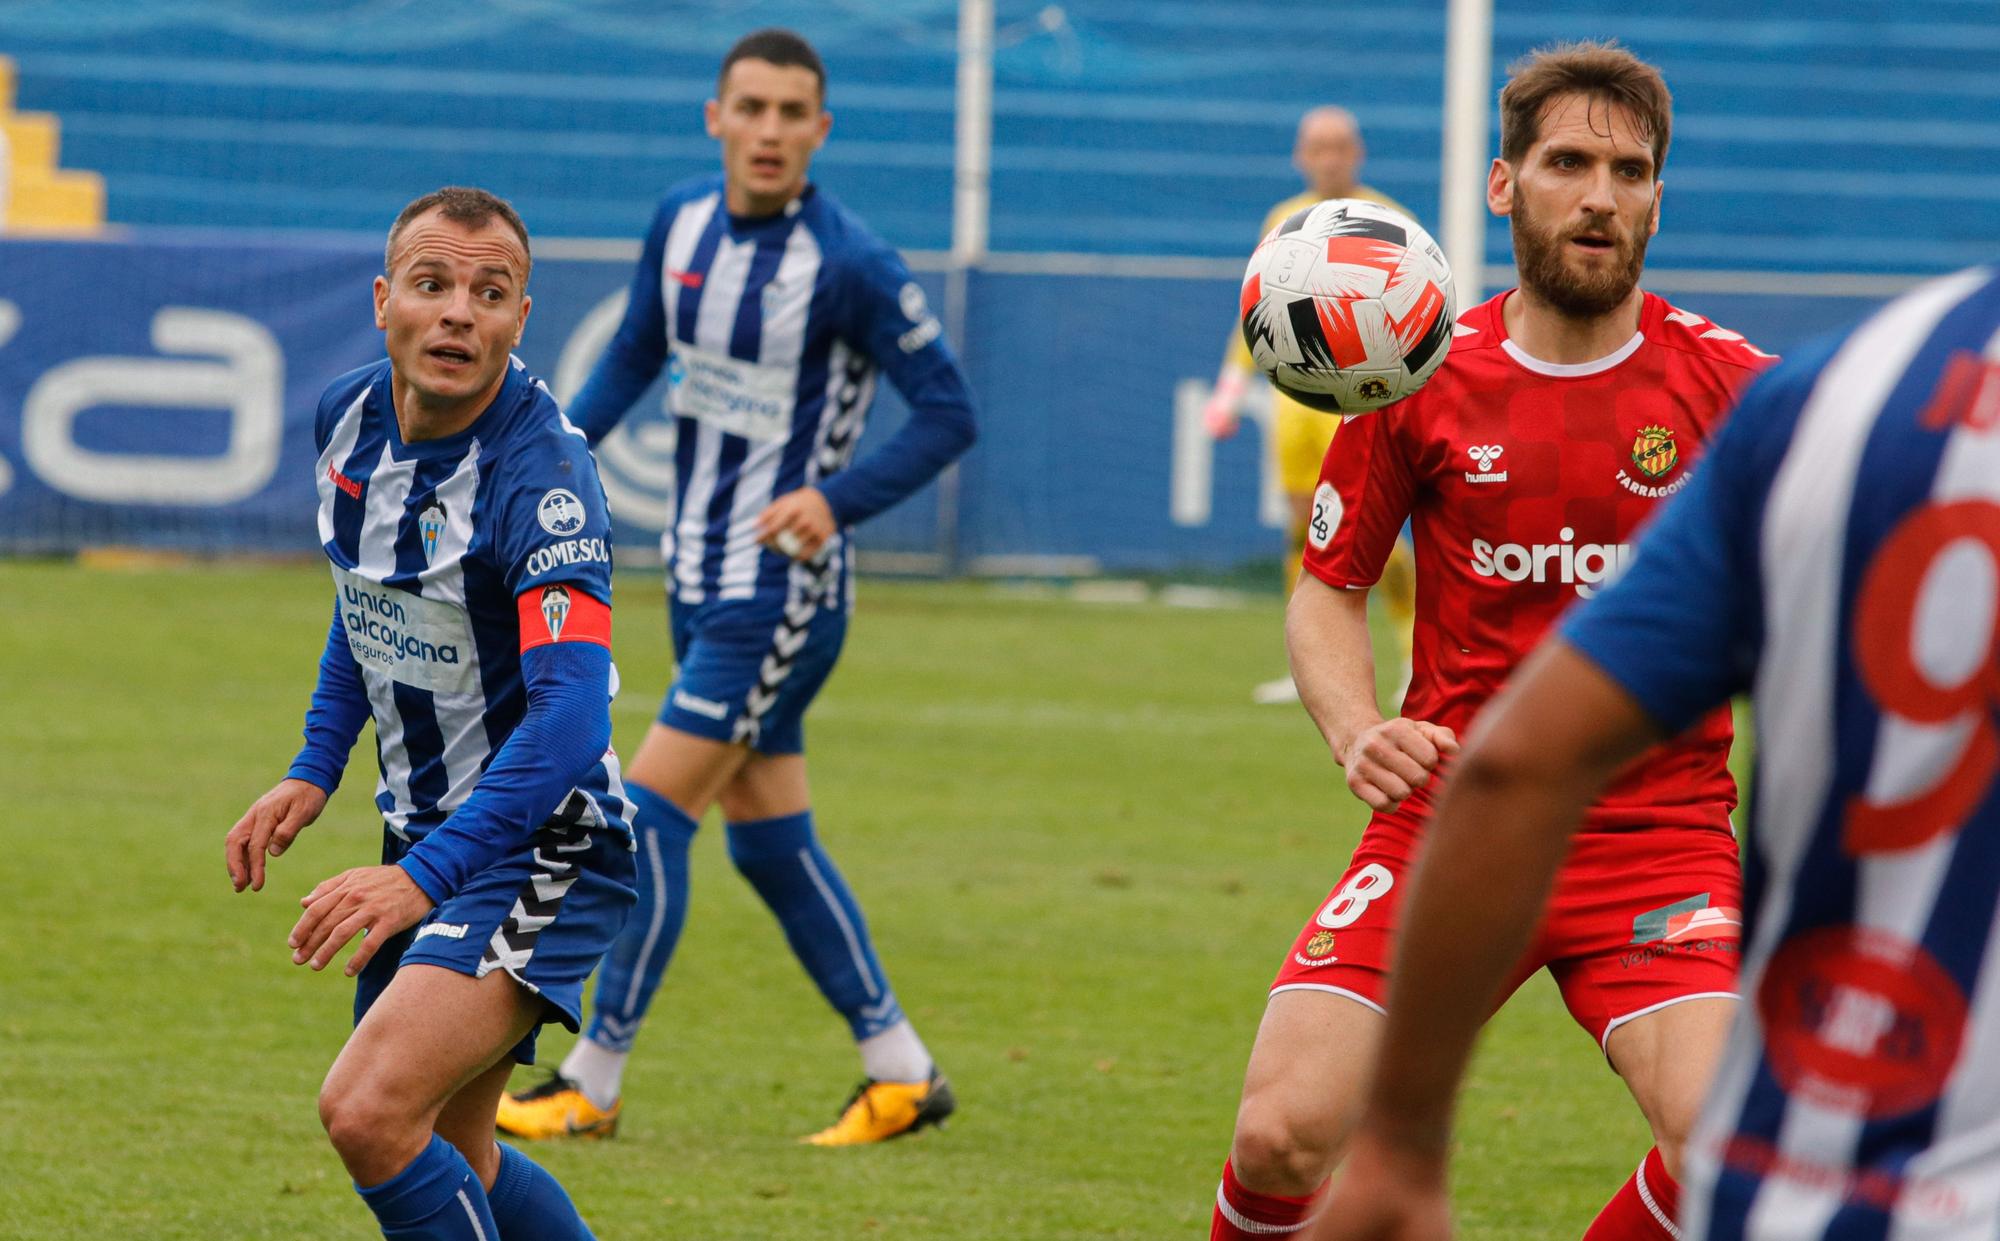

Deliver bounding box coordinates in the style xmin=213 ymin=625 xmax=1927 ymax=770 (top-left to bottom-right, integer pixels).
xmin=1500 ymin=330 xmax=1645 ymax=377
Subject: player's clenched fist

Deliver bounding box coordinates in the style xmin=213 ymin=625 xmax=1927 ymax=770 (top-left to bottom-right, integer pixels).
xmin=226 ymin=777 xmax=329 ymax=893
xmin=1339 ymin=718 xmax=1460 ymax=812
xmin=756 ymin=486 xmax=836 ymax=560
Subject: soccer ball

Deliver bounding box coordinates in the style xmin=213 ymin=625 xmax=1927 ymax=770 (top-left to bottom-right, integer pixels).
xmin=1238 ymin=198 xmax=1456 ymax=414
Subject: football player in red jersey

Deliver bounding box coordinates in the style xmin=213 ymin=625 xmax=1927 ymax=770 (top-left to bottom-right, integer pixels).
xmin=1207 ymin=41 xmax=1776 ymax=1241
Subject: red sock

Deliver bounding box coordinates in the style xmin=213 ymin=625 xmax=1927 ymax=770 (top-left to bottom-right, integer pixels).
xmin=1210 ymin=1158 xmax=1324 ymax=1239
xmin=1583 ymin=1147 xmax=1681 ymax=1240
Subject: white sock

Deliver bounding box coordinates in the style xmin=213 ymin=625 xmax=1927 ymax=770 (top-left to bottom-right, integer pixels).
xmin=559 ymin=1037 xmax=629 ymax=1110
xmin=858 ymin=1020 xmax=933 ymax=1083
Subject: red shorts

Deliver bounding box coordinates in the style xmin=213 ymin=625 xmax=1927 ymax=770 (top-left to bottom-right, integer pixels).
xmin=1271 ymin=812 xmax=1744 ymax=1049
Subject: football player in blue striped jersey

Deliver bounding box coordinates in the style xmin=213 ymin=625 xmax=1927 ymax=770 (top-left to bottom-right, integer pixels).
xmin=225 ymin=188 xmax=636 ymax=1240
xmin=1312 ymin=266 xmax=2000 ymax=1240
xmin=497 ymin=28 xmax=976 ymax=1147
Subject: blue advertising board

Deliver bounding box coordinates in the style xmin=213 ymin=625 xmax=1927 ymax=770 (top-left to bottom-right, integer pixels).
xmin=0 ymin=231 xmax=1899 ymax=574
xmin=0 ymin=232 xmax=950 ymax=565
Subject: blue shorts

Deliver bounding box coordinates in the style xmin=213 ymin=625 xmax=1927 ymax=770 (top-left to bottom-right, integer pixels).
xmin=657 ymin=597 xmax=848 ymax=755
xmin=355 ymin=823 xmax=638 ymax=1065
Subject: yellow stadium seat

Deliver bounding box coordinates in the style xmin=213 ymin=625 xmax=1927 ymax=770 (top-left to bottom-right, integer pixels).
xmin=0 ymin=56 xmax=106 ymax=232
xmin=5 ymin=112 xmax=58 ymax=173
xmin=7 ymin=167 xmax=105 ymax=233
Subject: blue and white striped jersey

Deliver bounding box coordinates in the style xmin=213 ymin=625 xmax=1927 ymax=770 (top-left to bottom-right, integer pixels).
xmin=569 ymin=175 xmax=977 ymax=610
xmin=1562 ymin=267 xmax=2000 ymax=1238
xmin=311 ymin=356 xmax=633 ymax=852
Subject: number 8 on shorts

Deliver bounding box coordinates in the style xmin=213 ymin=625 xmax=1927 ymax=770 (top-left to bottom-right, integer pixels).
xmin=1317 ymin=863 xmax=1395 ymax=930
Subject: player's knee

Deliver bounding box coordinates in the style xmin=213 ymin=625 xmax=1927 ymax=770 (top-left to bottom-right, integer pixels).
xmin=1230 ymin=1095 xmax=1341 ymax=1194
xmin=318 ymin=1077 xmax=415 ymax=1168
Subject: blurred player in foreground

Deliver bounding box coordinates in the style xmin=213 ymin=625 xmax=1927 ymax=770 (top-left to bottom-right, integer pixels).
xmin=1313 ymin=266 xmax=2000 ymax=1239
xmin=1202 ymin=105 xmax=1417 ymax=704
xmin=225 ymin=187 xmax=631 ymax=1240
xmin=497 ymin=28 xmax=977 ymax=1146
xmin=1209 ymin=43 xmax=1776 ymax=1241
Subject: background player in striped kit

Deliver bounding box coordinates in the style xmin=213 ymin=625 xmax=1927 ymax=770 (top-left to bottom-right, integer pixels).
xmin=1209 ymin=44 xmax=1776 ymax=1241
xmin=224 ymin=187 xmax=635 ymax=1241
xmin=497 ymin=28 xmax=977 ymax=1146
xmin=1200 ymin=105 xmax=1419 ymax=706
xmin=1310 ymin=267 xmax=2000 ymax=1239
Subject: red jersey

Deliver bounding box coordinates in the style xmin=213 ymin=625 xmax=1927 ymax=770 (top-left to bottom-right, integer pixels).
xmin=1303 ymin=289 xmax=1774 ymax=830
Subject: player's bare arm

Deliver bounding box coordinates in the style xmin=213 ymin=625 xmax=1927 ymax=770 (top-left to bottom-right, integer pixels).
xmin=288 ymin=864 xmax=434 ymax=976
xmin=755 ymin=485 xmax=836 ymax=560
xmin=1287 ymin=574 xmax=1457 ymax=811
xmin=1312 ymin=640 xmax=1659 ymax=1239
xmin=1314 ymin=1134 xmax=1453 ymax=1241
xmin=225 ymin=777 xmax=329 ymax=893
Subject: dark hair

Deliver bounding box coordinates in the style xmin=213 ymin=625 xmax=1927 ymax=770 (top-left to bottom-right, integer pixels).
xmin=1500 ymin=40 xmax=1672 ymax=174
xmin=384 ymin=186 xmax=532 ymax=278
xmin=719 ymin=27 xmax=826 ymax=99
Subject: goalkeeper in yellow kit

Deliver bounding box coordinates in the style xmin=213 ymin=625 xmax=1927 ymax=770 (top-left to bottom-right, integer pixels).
xmin=1203 ymin=105 xmax=1417 ymax=705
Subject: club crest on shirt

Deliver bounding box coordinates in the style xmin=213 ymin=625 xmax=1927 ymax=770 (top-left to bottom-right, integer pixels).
xmin=1617 ymin=425 xmax=1695 ymax=499
xmin=1293 ymin=929 xmax=1340 ymax=968
xmin=417 ymin=500 xmax=447 ymax=565
xmin=539 ymin=584 xmax=572 ymax=642
xmin=538 ymin=489 xmax=586 ymax=536
xmin=1630 ymin=424 xmax=1679 ymax=478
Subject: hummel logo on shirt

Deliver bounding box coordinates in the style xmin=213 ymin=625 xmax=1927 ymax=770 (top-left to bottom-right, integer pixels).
xmin=1465 ymin=444 xmax=1508 ymax=483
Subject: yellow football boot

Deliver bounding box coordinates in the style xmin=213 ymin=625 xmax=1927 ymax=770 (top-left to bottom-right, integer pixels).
xmin=495 ymin=1073 xmax=620 ymax=1140
xmin=802 ymin=1071 xmax=956 ymax=1146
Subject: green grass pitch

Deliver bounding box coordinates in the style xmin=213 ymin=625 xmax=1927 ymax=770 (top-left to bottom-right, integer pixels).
xmin=1 ymin=561 xmax=1689 ymax=1239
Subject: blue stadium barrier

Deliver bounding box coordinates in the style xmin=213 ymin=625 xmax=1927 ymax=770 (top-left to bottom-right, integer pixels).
xmin=3 ymin=0 xmax=1996 ymax=271
xmin=0 ymin=232 xmax=1901 ymax=573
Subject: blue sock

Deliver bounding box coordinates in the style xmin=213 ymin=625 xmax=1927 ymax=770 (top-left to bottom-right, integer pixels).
xmin=584 ymin=784 xmax=698 ymax=1052
xmin=487 ymin=1145 xmax=595 ymax=1241
xmin=355 ymin=1134 xmax=499 ymax=1240
xmin=727 ymin=811 xmax=906 ymax=1039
